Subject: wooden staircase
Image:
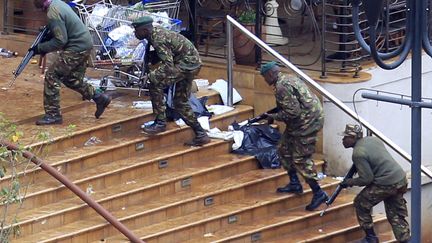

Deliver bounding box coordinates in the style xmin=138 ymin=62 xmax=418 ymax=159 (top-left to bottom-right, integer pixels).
xmin=1 ymin=82 xmax=396 ymax=242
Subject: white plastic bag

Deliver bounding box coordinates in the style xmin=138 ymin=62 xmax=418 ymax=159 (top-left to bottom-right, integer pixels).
xmin=209 ymin=79 xmax=242 ymax=105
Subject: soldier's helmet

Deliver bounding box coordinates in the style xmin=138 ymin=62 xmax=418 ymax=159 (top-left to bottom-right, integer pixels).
xmin=339 ymin=124 xmax=363 ymax=138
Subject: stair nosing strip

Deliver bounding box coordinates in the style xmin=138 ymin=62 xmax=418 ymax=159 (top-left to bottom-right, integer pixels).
xmin=211 ymin=199 xmax=353 ymax=243
xmin=16 ymin=169 xmax=286 ymax=242
xmin=2 ymin=106 xmax=253 ymax=181
xmin=13 ymin=155 xmax=258 ymax=226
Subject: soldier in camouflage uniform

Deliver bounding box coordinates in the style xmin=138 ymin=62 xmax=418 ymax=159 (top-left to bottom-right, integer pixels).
xmin=132 ymin=16 xmax=210 ymax=146
xmin=260 ymin=61 xmax=328 ymax=211
xmin=32 ymin=0 xmax=111 ymax=125
xmin=340 ymin=124 xmax=411 ymax=243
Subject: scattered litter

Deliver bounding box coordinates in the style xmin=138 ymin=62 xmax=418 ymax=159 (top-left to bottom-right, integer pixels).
xmin=126 ymin=180 xmax=136 ymax=185
xmin=194 ymin=79 xmax=209 ymax=90
xmin=132 ymin=100 xmax=152 ymax=109
xmin=228 ymin=120 xmax=248 ymax=130
xmin=84 ymin=136 xmax=102 ymax=146
xmin=334 ymin=176 xmax=345 ymax=181
xmin=209 ymin=79 xmax=243 ymax=105
xmin=31 ymin=59 xmax=38 ymax=64
xmin=206 ymin=105 xmax=234 ymax=115
xmin=86 ymin=185 xmax=94 ymax=195
xmin=0 ymin=48 xmax=18 ymax=58
xmin=198 ymin=116 xmax=210 ymax=131
xmin=207 ymin=127 xmax=234 ymax=141
xmin=41 ymin=219 xmax=47 ymax=225
xmin=141 ymin=120 xmax=155 ymax=129
xmin=232 ymin=131 xmax=245 ymax=150
xmin=318 ymin=228 xmax=323 ymax=233
xmin=175 ymin=119 xmax=187 ymax=127
xmin=203 ymin=233 xmax=215 ymax=237
xmin=317 ymin=172 xmax=326 ymax=180
xmin=122 ymin=207 xmax=126 ymax=210
xmin=85 ymin=77 xmax=116 ymax=91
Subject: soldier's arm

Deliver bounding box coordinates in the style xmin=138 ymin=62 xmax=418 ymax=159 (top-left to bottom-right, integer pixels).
xmin=150 ymin=40 xmax=177 ymax=81
xmin=345 ymin=152 xmax=373 ymax=187
xmin=270 ymin=84 xmax=301 ymax=121
xmin=38 ymin=12 xmax=68 ymax=54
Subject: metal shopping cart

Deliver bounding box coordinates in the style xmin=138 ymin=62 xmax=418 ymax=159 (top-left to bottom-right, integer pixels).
xmin=77 ymin=0 xmax=182 ymax=95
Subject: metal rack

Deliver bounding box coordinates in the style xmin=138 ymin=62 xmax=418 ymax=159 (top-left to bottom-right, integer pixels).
xmin=77 ymin=0 xmax=182 ymax=94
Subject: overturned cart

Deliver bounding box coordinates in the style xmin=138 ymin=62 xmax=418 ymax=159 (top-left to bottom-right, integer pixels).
xmin=77 ymin=0 xmax=182 ymax=95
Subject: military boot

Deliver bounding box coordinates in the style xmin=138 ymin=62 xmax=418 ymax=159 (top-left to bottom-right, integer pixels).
xmin=305 ymin=179 xmax=328 ymax=211
xmin=35 ymin=114 xmax=63 ymax=126
xmin=276 ymin=170 xmax=303 ymax=194
xmin=142 ymin=120 xmax=167 ymax=135
xmin=358 ymin=228 xmax=379 ymax=243
xmin=184 ymin=126 xmax=210 ymax=146
xmin=93 ymin=92 xmax=111 ymax=119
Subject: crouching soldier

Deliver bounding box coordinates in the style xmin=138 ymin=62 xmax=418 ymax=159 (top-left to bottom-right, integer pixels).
xmin=132 ymin=16 xmax=210 ymax=146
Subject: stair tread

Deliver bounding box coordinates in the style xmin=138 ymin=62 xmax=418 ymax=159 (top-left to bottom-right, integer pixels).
xmin=23 ymin=139 xmax=228 ymax=195
xmin=14 ymin=152 xmax=258 ymax=221
xmin=2 ymin=105 xmax=253 ymax=179
xmin=14 ymin=89 xmax=222 ymax=148
xmin=95 ymin=178 xmax=340 ymax=242
xmin=15 ymin=167 xmax=292 ymax=242
xmin=184 ymin=192 xmax=356 ymax=243
xmin=267 ymin=213 xmax=389 ymax=243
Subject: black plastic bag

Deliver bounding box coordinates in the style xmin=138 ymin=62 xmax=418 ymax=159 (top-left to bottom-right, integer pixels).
xmin=232 ymin=123 xmax=281 ymax=169
xmin=166 ymin=84 xmax=212 ymax=121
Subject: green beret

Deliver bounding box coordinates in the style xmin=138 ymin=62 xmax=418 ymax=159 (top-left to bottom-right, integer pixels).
xmin=260 ymin=61 xmax=278 ymax=75
xmin=132 ymin=16 xmax=153 ymax=28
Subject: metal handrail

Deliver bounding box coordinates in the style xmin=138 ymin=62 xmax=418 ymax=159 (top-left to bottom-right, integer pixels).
xmin=226 ymin=15 xmax=432 ymax=180
xmin=0 ymin=141 xmax=144 ymax=243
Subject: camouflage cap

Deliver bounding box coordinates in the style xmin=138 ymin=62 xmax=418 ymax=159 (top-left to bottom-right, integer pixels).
xmin=339 ymin=124 xmax=363 ymax=138
xmin=260 ymin=61 xmax=277 ymax=75
xmin=132 ymin=16 xmax=153 ymax=28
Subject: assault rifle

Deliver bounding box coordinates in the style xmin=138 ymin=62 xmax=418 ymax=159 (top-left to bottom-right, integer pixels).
xmin=12 ymin=26 xmax=49 ymax=80
xmin=320 ymin=164 xmax=357 ymax=216
xmin=247 ymin=107 xmax=280 ymax=125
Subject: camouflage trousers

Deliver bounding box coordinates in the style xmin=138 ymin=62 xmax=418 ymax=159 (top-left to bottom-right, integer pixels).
xmin=354 ymin=178 xmax=410 ymax=242
xmin=278 ymin=130 xmax=319 ymax=181
xmin=44 ymin=50 xmax=95 ymax=116
xmin=148 ymin=67 xmax=200 ymax=130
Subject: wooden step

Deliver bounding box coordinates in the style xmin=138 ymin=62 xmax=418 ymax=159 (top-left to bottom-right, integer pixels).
xmin=70 ymin=174 xmax=334 ymax=243
xmin=183 ymin=189 xmax=355 ymax=243
xmin=14 ymin=165 xmax=290 ymax=242
xmin=266 ymin=213 xmax=393 ymax=243
xmin=9 ymin=139 xmax=229 ymax=208
xmin=11 ymin=157 xmax=325 ymax=242
xmin=7 ymin=139 xmax=231 ymax=225
xmin=14 ymin=89 xmax=222 ymax=152
xmin=0 ymin=105 xmax=253 ymax=190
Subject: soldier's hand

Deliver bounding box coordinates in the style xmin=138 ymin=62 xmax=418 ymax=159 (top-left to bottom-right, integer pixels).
xmin=264 ymin=113 xmax=275 ymax=124
xmin=29 ymin=45 xmax=40 ymax=56
xmin=340 ymin=179 xmax=350 ymax=188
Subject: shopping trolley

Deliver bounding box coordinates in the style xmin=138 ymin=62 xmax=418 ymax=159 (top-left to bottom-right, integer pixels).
xmin=77 ymin=0 xmax=182 ymax=95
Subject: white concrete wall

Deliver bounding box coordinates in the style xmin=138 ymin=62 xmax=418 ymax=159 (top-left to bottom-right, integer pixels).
xmin=321 ymin=54 xmax=432 ymax=177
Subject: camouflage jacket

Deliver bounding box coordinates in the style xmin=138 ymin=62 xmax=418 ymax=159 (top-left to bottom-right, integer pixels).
xmin=149 ymin=26 xmax=201 ymax=80
xmin=270 ymin=73 xmax=324 ymax=136
xmin=38 ymin=0 xmax=93 ymax=54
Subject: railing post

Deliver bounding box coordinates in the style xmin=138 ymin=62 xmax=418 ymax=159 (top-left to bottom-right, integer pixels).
xmin=2 ymin=0 xmax=9 ymax=34
xmin=320 ymin=0 xmax=326 ymax=78
xmin=226 ymin=16 xmax=233 ymax=107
